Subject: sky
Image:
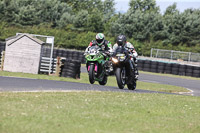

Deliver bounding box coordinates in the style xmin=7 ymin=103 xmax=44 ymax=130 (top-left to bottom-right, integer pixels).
xmin=114 ymin=0 xmax=200 ymax=13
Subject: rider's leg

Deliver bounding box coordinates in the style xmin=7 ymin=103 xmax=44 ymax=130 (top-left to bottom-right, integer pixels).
xmin=134 ymin=58 xmax=139 ymax=79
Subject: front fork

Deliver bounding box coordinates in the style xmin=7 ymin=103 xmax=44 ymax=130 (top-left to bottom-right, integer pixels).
xmin=86 ymin=62 xmax=98 ymax=72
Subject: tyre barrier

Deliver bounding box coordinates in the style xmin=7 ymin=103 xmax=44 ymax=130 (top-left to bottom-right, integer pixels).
xmin=0 ymin=41 xmax=6 ymax=53
xmin=157 ymin=62 xmax=165 ymax=73
xmin=150 ymin=61 xmax=158 ymax=73
xmin=138 ymin=59 xmax=200 ymax=78
xmin=192 ymin=66 xmax=200 ymax=78
xmin=42 ymin=48 xmax=86 ymax=64
xmin=41 ymin=48 xmax=200 ymax=78
xmin=60 ymin=59 xmax=81 ymax=79
xmin=164 ymin=63 xmax=172 ymax=74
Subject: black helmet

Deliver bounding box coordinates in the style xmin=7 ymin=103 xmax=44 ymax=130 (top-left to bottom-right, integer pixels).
xmin=116 ymin=35 xmax=126 ymax=46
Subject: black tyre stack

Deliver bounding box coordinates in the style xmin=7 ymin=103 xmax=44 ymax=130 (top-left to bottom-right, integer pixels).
xmin=185 ymin=65 xmax=193 ymax=77
xmin=150 ymin=61 xmax=158 ymax=73
xmin=171 ymin=63 xmax=180 ymax=75
xmin=81 ymin=53 xmax=86 ymax=64
xmin=41 ymin=48 xmax=86 ymax=64
xmin=143 ymin=60 xmax=151 ymax=72
xmin=157 ymin=62 xmax=165 ymax=73
xmin=40 ymin=48 xmax=200 ymax=78
xmin=60 ymin=59 xmax=81 ymax=79
xmin=41 ymin=47 xmax=51 ymax=57
xmin=164 ymin=63 xmax=172 ymax=74
xmin=192 ymin=66 xmax=200 ymax=78
xmin=78 ymin=51 xmax=85 ymax=63
xmin=0 ymin=41 xmax=6 ymax=53
xmin=137 ymin=59 xmax=144 ymax=71
xmin=53 ymin=49 xmax=58 ymax=58
xmin=57 ymin=49 xmax=63 ymax=57
xmin=178 ymin=64 xmax=187 ymax=76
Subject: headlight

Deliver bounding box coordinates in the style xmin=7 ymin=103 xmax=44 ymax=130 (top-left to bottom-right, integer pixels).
xmin=112 ymin=58 xmax=118 ymax=63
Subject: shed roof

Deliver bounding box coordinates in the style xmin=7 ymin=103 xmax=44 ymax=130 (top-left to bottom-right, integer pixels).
xmin=6 ymin=33 xmax=44 ymax=46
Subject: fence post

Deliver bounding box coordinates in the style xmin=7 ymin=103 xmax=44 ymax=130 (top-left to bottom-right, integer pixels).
xmin=171 ymin=50 xmax=173 ymax=60
xmin=55 ymin=57 xmax=61 ymax=76
xmin=156 ymin=49 xmax=159 ymax=58
xmin=55 ymin=57 xmax=65 ymax=76
xmin=150 ymin=48 xmax=153 ymax=57
xmin=188 ymin=52 xmax=191 ymax=62
xmin=0 ymin=51 xmax=5 ymax=71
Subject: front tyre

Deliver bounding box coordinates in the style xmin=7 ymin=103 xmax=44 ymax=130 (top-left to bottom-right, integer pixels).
xmin=116 ymin=67 xmax=125 ymax=89
xmin=89 ymin=64 xmax=95 ymax=84
xmin=127 ymin=80 xmax=137 ymax=90
xmin=99 ymin=75 xmax=107 ymax=85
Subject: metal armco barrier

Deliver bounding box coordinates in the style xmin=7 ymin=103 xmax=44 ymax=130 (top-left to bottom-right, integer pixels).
xmin=151 ymin=48 xmax=200 ymax=62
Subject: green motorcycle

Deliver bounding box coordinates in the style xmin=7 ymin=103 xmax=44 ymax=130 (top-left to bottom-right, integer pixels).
xmin=85 ymin=45 xmax=109 ymax=85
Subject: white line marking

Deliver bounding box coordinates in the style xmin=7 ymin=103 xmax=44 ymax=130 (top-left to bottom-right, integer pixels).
xmin=140 ymin=80 xmax=161 ymax=84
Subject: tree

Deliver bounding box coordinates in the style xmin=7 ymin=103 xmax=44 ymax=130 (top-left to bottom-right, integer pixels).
xmin=87 ymin=8 xmax=104 ymax=32
xmin=164 ymin=3 xmax=179 ymax=16
xmin=73 ymin=10 xmax=89 ymax=28
xmin=129 ymin=0 xmax=159 ymax=13
xmin=60 ymin=0 xmax=103 ymax=13
xmin=15 ymin=5 xmax=40 ymax=25
xmin=0 ymin=0 xmax=19 ymax=24
xmin=57 ymin=12 xmax=74 ymax=28
xmin=103 ymin=0 xmax=115 ymax=22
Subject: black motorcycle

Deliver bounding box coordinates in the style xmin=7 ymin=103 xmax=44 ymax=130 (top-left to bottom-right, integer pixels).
xmin=111 ymin=46 xmax=137 ymax=90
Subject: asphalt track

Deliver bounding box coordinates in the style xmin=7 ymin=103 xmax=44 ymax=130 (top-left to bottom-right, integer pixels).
xmin=0 ymin=76 xmax=173 ymax=95
xmin=139 ymin=73 xmax=200 ymax=96
xmin=0 ymin=70 xmax=199 ymax=96
xmin=81 ymin=66 xmax=200 ymax=96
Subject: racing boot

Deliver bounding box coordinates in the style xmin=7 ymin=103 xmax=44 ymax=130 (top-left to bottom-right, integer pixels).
xmin=134 ymin=59 xmax=139 ymax=80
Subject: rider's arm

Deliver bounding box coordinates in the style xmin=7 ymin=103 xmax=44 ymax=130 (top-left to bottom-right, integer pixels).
xmin=107 ymin=42 xmax=113 ymax=53
xmin=126 ymin=42 xmax=138 ymax=58
xmin=84 ymin=41 xmax=93 ymax=54
xmin=112 ymin=43 xmax=118 ymax=52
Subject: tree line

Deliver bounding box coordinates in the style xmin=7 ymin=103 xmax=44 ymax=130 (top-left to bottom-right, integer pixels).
xmin=0 ymin=0 xmax=199 ymax=56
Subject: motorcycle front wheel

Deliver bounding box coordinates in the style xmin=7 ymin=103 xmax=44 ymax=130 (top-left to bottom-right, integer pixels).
xmin=127 ymin=80 xmax=136 ymax=90
xmin=89 ymin=64 xmax=95 ymax=84
xmin=116 ymin=67 xmax=126 ymax=89
xmin=99 ymin=75 xmax=107 ymax=85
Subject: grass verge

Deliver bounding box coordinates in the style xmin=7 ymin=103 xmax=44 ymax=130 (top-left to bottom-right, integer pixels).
xmin=0 ymin=71 xmax=189 ymax=93
xmin=0 ymin=92 xmax=200 ymax=133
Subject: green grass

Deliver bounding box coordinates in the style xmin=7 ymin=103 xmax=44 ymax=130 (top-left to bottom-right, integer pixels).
xmin=0 ymin=71 xmax=189 ymax=93
xmin=0 ymin=92 xmax=200 ymax=133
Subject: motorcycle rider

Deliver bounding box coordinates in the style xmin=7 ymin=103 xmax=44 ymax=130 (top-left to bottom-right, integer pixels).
xmin=113 ymin=35 xmax=139 ymax=79
xmin=84 ymin=33 xmax=113 ymax=73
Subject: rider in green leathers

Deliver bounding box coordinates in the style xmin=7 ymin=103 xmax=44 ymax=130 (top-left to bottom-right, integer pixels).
xmin=85 ymin=33 xmax=113 ymax=73
xmin=85 ymin=33 xmax=112 ymax=55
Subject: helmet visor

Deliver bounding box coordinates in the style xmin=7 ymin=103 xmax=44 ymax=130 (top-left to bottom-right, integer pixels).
xmin=96 ymin=39 xmax=104 ymax=44
xmin=117 ymin=40 xmax=123 ymax=46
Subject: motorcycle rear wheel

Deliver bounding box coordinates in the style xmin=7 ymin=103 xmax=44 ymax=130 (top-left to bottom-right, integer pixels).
xmin=116 ymin=67 xmax=125 ymax=89
xmin=89 ymin=64 xmax=95 ymax=84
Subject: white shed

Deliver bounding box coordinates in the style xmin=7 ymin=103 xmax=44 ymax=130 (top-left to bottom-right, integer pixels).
xmin=4 ymin=34 xmax=44 ymax=74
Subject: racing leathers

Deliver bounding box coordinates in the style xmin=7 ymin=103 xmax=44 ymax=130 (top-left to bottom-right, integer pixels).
xmin=113 ymin=42 xmax=139 ymax=79
xmin=85 ymin=40 xmax=112 ymax=55
xmin=85 ymin=40 xmax=113 ymax=73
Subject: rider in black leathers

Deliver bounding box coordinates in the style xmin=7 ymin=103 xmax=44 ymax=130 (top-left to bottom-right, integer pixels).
xmin=113 ymin=35 xmax=139 ymax=79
